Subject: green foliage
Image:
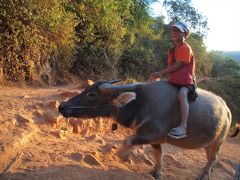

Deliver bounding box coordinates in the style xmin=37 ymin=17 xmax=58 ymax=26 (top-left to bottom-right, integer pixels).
xmin=70 ymin=0 xmax=132 ymax=79
xmin=199 ymin=50 xmax=240 ymax=124
xmin=72 ymin=47 xmax=118 ymax=80
xmin=117 ymin=12 xmax=166 ymax=81
xmin=70 ymin=0 xmax=163 ymax=81
xmin=0 ymin=0 xmax=38 ymax=81
xmin=0 ymin=0 xmax=211 ymax=84
xmin=209 ymin=51 xmax=240 ymax=77
xmin=118 ymin=47 xmax=156 ymax=81
xmin=199 ymin=77 xmax=240 ymax=123
xmin=163 ymin=0 xmax=208 ymax=37
xmin=187 ymin=33 xmax=212 ymax=77
xmin=75 ymin=0 xmax=129 ymax=50
xmin=0 ymin=0 xmax=78 ymax=83
xmin=35 ymin=0 xmax=78 ymax=69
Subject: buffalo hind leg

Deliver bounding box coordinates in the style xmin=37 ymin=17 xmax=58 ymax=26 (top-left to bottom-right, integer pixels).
xmin=149 ymin=144 xmax=163 ymax=180
xmin=198 ymin=142 xmax=221 ymax=180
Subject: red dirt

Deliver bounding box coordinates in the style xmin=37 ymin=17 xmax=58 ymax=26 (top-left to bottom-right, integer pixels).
xmin=0 ymin=83 xmax=239 ymax=180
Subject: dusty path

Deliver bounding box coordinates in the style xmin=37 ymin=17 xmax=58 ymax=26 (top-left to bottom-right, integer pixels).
xmin=0 ymin=83 xmax=239 ymax=180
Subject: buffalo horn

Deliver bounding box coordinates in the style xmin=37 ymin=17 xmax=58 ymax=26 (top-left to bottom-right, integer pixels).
xmin=109 ymin=79 xmax=121 ymax=84
xmin=99 ymin=83 xmax=138 ymax=94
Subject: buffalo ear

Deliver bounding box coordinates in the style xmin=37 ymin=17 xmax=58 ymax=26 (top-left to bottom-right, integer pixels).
xmin=112 ymin=92 xmax=136 ymax=107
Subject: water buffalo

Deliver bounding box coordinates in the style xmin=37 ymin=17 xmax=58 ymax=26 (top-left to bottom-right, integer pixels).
xmin=58 ymin=80 xmax=232 ymax=180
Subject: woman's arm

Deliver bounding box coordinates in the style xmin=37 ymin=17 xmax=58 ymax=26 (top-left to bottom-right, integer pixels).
xmin=149 ymin=61 xmax=183 ymax=81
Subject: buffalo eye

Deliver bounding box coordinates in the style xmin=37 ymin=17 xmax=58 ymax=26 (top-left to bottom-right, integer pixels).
xmin=86 ymin=92 xmax=97 ymax=98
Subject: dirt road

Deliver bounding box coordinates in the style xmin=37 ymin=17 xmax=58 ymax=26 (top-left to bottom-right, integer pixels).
xmin=0 ymin=84 xmax=239 ymax=180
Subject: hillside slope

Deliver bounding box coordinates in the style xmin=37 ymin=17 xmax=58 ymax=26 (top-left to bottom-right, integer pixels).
xmin=224 ymin=51 xmax=240 ymax=61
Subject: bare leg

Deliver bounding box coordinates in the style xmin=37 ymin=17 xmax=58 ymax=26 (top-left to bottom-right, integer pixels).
xmin=168 ymin=87 xmax=189 ymax=138
xmin=150 ymin=144 xmax=163 ymax=180
xmin=178 ymin=87 xmax=190 ymax=130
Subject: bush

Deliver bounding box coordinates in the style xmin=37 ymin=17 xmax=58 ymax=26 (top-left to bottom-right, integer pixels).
xmin=117 ymin=47 xmax=156 ymax=81
xmin=0 ymin=0 xmax=78 ymax=84
xmin=71 ymin=47 xmax=118 ymax=81
xmin=198 ymin=76 xmax=240 ymax=124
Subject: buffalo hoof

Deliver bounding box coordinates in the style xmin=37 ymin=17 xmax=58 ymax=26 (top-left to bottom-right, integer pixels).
xmin=197 ymin=172 xmax=210 ymax=180
xmin=117 ymin=148 xmax=131 ymax=162
xmin=149 ymin=168 xmax=161 ymax=180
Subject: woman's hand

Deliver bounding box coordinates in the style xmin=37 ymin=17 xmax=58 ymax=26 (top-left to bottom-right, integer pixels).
xmin=149 ymin=71 xmax=162 ymax=81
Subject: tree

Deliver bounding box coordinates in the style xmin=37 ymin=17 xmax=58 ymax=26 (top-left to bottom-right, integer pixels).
xmin=0 ymin=0 xmax=78 ymax=83
xmin=188 ymin=33 xmax=211 ymax=77
xmin=163 ymin=0 xmax=208 ymax=38
xmin=209 ymin=51 xmax=240 ymax=77
xmin=70 ymin=0 xmax=134 ymax=80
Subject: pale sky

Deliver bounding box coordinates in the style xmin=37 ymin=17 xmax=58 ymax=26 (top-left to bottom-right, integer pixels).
xmin=151 ymin=0 xmax=240 ymax=51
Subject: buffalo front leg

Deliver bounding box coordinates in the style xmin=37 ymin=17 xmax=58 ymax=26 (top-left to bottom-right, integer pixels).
xmin=149 ymin=144 xmax=163 ymax=180
xmin=117 ymin=136 xmax=134 ymax=162
xmin=117 ymin=134 xmax=163 ymax=180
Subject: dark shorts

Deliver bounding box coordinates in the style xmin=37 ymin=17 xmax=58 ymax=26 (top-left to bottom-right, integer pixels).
xmin=173 ymin=83 xmax=198 ymax=102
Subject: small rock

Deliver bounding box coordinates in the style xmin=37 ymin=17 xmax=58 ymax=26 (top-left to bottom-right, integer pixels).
xmin=48 ymin=100 xmax=60 ymax=109
xmin=50 ymin=131 xmax=61 ymax=138
xmin=20 ymin=95 xmax=30 ymax=99
xmin=33 ymin=110 xmax=44 ymax=122
xmin=10 ymin=118 xmax=18 ymax=126
xmin=90 ymin=151 xmax=101 ymax=159
xmin=86 ymin=135 xmax=105 ymax=144
xmin=143 ymin=154 xmax=154 ymax=166
xmin=80 ymin=129 xmax=89 ymax=137
xmin=57 ymin=124 xmax=73 ymax=139
xmin=80 ymin=79 xmax=94 ymax=89
xmin=43 ymin=112 xmax=61 ymax=124
xmin=30 ymin=105 xmax=39 ymax=110
xmin=83 ymin=153 xmax=102 ymax=166
xmin=15 ymin=114 xmax=33 ymax=125
xmin=59 ymin=90 xmax=80 ymax=98
xmin=68 ymin=118 xmax=82 ymax=134
xmin=33 ymin=110 xmax=43 ymax=117
xmin=68 ymin=118 xmax=78 ymax=125
xmin=69 ymin=153 xmax=84 ymax=161
xmin=72 ymin=124 xmax=80 ymax=134
xmin=86 ymin=134 xmax=99 ymax=141
xmin=127 ymin=158 xmax=134 ymax=165
xmin=36 ymin=102 xmax=44 ymax=107
xmin=96 ymin=138 xmax=105 ymax=144
xmin=101 ymin=143 xmax=116 ymax=154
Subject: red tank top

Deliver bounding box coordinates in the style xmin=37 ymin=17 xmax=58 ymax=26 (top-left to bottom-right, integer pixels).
xmin=168 ymin=43 xmax=195 ymax=86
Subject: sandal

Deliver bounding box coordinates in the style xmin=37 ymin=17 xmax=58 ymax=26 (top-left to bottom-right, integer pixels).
xmin=168 ymin=128 xmax=187 ymax=139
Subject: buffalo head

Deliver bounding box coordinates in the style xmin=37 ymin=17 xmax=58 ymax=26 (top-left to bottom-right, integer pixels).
xmin=58 ymin=80 xmax=139 ymax=118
